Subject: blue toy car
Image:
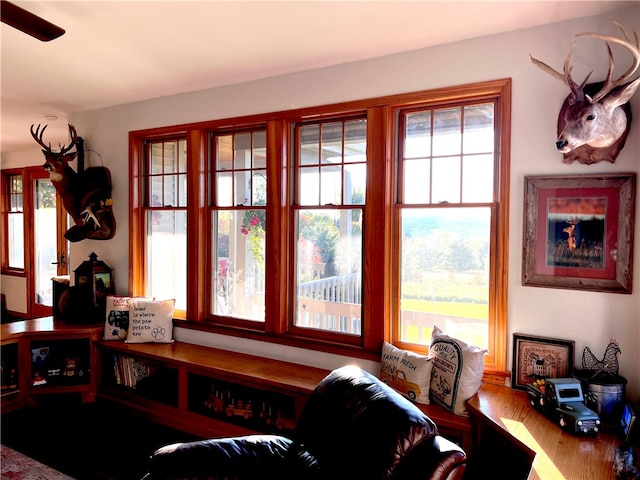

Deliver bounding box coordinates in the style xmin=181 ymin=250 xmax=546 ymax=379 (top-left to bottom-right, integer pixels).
xmin=527 ymin=377 xmax=600 ymax=435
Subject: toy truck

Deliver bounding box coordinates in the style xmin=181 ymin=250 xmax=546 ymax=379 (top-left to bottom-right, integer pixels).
xmin=383 ymin=370 xmax=422 ymax=401
xmin=527 ymin=378 xmax=600 ymax=435
xmin=226 ymin=399 xmax=253 ymax=420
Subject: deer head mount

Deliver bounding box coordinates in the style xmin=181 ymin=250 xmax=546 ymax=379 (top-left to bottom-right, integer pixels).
xmin=530 ymin=22 xmax=640 ymax=165
xmin=31 ymin=124 xmax=116 ymax=242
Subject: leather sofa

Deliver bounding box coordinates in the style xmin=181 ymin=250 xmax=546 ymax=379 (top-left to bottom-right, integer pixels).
xmin=141 ymin=365 xmax=467 ymax=480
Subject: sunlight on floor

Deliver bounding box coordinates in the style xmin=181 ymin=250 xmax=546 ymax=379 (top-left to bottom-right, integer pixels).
xmin=501 ymin=417 xmax=565 ymax=480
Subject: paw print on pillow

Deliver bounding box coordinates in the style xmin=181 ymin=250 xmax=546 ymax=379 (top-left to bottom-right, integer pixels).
xmin=152 ymin=326 xmax=166 ymax=341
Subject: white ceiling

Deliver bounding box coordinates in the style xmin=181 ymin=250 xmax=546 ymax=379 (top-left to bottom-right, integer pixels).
xmin=0 ymin=0 xmax=633 ymax=155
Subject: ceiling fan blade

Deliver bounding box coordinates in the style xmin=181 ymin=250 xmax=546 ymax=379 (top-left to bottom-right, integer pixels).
xmin=1 ymin=0 xmax=65 ymax=42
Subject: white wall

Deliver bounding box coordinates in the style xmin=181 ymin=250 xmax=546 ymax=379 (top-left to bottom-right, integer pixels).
xmin=3 ymin=7 xmax=639 ymax=399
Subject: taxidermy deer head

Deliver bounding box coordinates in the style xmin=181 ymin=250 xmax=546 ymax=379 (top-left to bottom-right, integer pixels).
xmin=530 ymin=22 xmax=640 ymax=165
xmin=31 ymin=124 xmax=116 ymax=242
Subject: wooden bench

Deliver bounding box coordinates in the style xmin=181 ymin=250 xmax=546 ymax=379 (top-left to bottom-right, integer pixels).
xmin=94 ymin=339 xmax=473 ymax=451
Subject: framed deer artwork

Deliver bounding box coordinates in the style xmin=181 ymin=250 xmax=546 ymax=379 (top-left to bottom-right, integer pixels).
xmin=522 ymin=173 xmax=636 ymax=294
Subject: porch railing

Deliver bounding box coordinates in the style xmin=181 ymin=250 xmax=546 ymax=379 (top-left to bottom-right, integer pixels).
xmin=297 ymin=273 xmax=362 ymax=334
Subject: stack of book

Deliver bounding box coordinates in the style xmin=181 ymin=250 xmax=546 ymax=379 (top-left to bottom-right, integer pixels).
xmin=112 ymin=354 xmax=154 ymax=388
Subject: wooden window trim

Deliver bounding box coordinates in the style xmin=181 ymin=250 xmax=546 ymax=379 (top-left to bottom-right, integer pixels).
xmin=129 ymin=79 xmax=511 ymax=374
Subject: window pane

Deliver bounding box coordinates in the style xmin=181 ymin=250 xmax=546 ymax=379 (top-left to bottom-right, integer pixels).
xmin=252 ymin=171 xmax=267 ymax=206
xmin=150 ymin=144 xmax=164 ymax=175
xmin=253 ymin=131 xmax=267 ymax=169
xmin=146 ymin=210 xmax=187 ymax=310
xmin=216 ymin=171 xmax=233 ymax=207
xmin=34 ymin=179 xmax=57 ymax=306
xmin=178 ymin=173 xmax=188 ymax=207
xmin=150 ymin=177 xmax=163 ymax=206
xmin=234 ymin=133 xmax=252 ymax=169
xmin=8 ymin=213 xmax=24 ymax=268
xmin=217 ymin=135 xmax=233 ymax=170
xmin=178 ymin=140 xmax=188 ymax=172
xmin=163 ymin=174 xmax=186 ymax=207
xmin=433 ymin=108 xmax=461 ymax=157
xmin=10 ymin=175 xmax=23 ymax=211
xmin=462 ymin=154 xmax=494 ymax=203
xmin=164 ymin=142 xmax=176 ymax=174
xmin=295 ymin=209 xmax=362 ymax=335
xmin=463 ymin=104 xmax=494 ymax=154
xmin=344 ymin=163 xmax=366 ymax=205
xmin=212 ymin=209 xmax=265 ymax=322
xmin=405 ymin=112 xmax=431 ymax=159
xmin=299 ymin=124 xmax=320 ymax=166
xmin=320 ymin=165 xmax=342 ymax=205
xmin=403 ymin=159 xmax=431 ymax=204
xmin=432 ymin=156 xmax=461 ymax=203
xmin=299 ymin=166 xmax=320 ymax=206
xmin=321 ymin=122 xmax=342 ymax=164
xmin=344 ymin=119 xmax=367 ymax=163
xmin=234 ymin=170 xmax=249 ymax=205
xmin=399 ymin=207 xmax=490 ymax=349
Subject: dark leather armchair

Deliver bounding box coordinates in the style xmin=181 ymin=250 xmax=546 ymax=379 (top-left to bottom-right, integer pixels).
xmin=142 ymin=365 xmax=466 ymax=480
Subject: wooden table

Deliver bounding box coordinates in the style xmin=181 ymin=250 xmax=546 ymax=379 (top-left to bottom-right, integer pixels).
xmin=467 ymin=383 xmax=623 ymax=480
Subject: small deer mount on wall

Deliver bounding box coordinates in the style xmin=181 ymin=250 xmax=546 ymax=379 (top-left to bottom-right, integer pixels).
xmin=530 ymin=21 xmax=640 ymax=165
xmin=31 ymin=124 xmax=116 ymax=242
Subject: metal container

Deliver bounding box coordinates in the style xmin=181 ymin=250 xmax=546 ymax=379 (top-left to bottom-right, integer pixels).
xmin=574 ymin=370 xmax=627 ymax=429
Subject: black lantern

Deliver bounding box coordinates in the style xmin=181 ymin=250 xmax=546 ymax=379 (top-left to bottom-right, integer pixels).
xmin=73 ymin=252 xmax=114 ymax=319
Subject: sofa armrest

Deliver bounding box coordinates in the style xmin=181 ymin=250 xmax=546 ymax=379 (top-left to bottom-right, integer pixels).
xmin=425 ymin=436 xmax=467 ymax=480
xmin=390 ymin=435 xmax=467 ymax=480
xmin=141 ymin=434 xmax=319 ymax=480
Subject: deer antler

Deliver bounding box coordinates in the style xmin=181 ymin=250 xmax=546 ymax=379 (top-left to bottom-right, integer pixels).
xmin=577 ymin=22 xmax=640 ymax=103
xmin=529 ymin=22 xmax=639 ymax=104
xmin=529 ymin=41 xmax=592 ymax=103
xmin=59 ymin=124 xmax=78 ymax=155
xmin=30 ymin=123 xmax=78 ymax=154
xmin=30 ymin=124 xmax=52 ymax=151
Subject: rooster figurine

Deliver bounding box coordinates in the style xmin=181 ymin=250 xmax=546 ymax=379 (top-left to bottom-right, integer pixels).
xmin=582 ymin=339 xmax=621 ymax=378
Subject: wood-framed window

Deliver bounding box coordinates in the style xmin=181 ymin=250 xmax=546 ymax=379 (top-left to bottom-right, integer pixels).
xmin=129 ymin=79 xmax=510 ymax=372
xmin=393 ymin=97 xmax=508 ymax=372
xmin=2 ymin=171 xmax=25 ymax=271
xmin=290 ymin=117 xmax=366 ymax=345
xmin=130 ymin=137 xmax=188 ymax=317
xmin=1 ymin=166 xmax=69 ymax=318
xmin=210 ymin=128 xmax=268 ymax=326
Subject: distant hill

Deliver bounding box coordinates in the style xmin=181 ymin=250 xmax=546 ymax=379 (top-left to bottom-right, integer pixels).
xmin=402 ymin=212 xmax=488 ymax=239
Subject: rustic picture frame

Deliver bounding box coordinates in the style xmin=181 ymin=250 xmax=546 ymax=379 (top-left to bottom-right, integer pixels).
xmin=522 ymin=173 xmax=636 ymax=293
xmin=511 ymin=333 xmax=575 ymax=391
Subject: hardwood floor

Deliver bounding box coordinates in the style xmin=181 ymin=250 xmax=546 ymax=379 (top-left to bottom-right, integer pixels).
xmin=1 ymin=394 xmax=201 ymax=480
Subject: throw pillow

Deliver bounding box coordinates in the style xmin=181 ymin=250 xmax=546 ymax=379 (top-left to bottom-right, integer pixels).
xmin=429 ymin=325 xmax=487 ymax=416
xmin=126 ymin=298 xmax=176 ymax=344
xmin=103 ymin=296 xmax=132 ymax=340
xmin=379 ymin=341 xmax=432 ymax=404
